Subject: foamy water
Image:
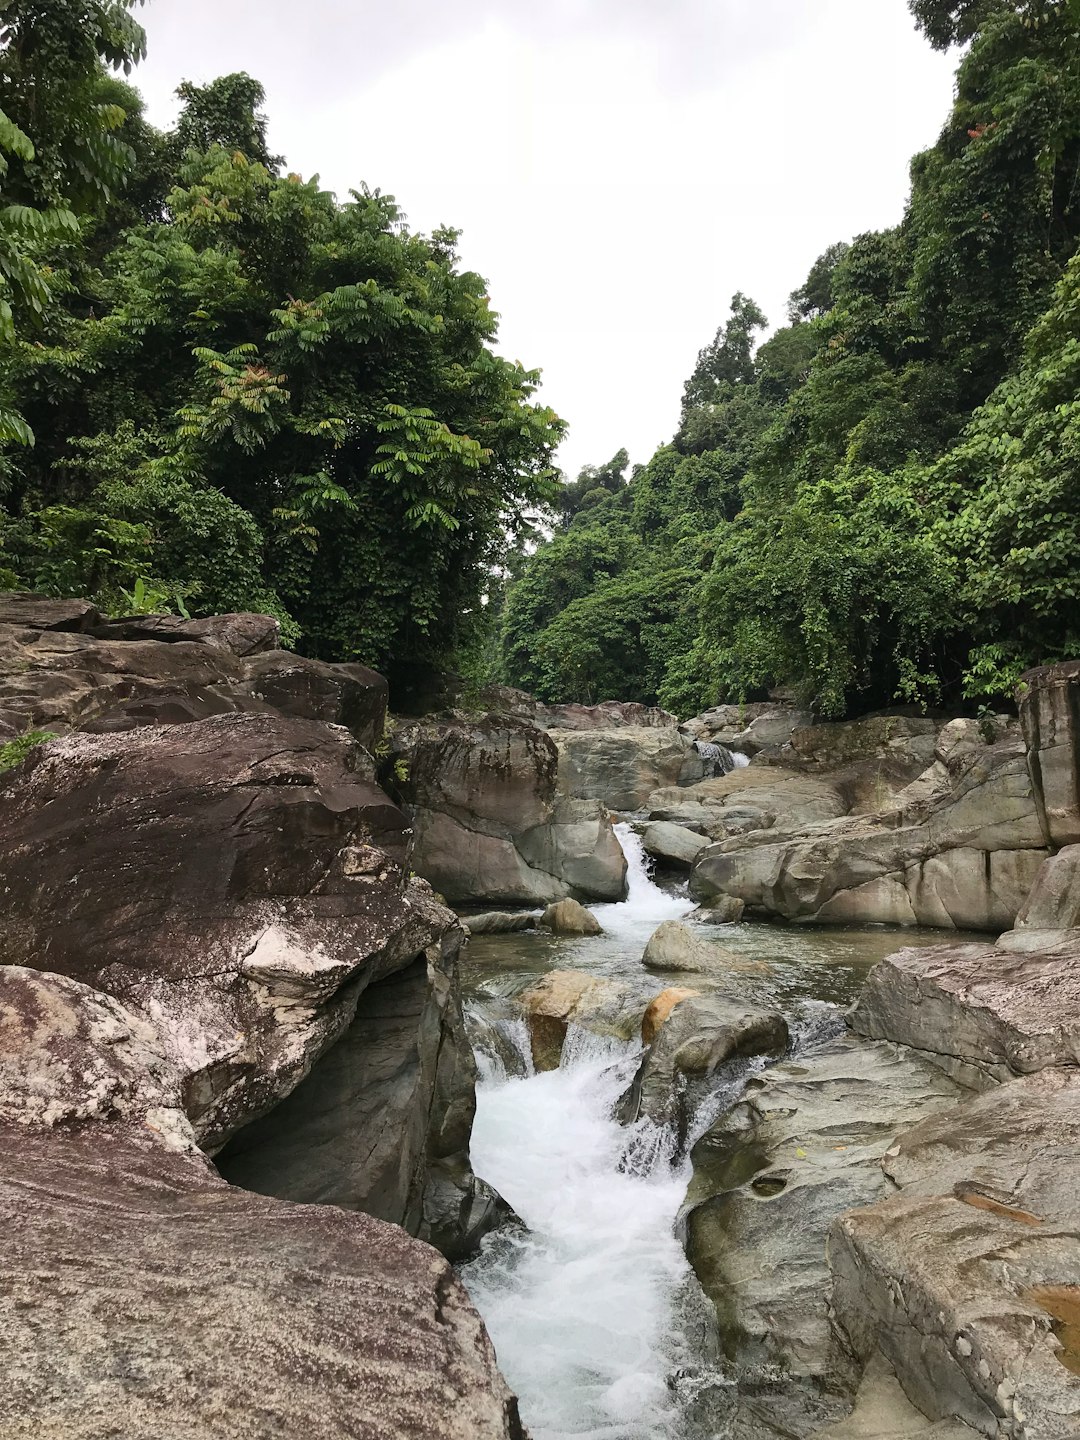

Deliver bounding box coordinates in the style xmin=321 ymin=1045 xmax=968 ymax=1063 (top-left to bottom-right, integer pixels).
xmin=461 ymin=827 xmax=725 ymax=1440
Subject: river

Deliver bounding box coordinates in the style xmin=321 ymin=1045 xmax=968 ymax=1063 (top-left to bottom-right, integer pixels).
xmin=458 ymin=825 xmax=969 ymax=1439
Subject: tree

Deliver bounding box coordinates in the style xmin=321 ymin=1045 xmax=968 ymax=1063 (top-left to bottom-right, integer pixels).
xmin=0 ymin=0 xmax=145 ymax=446
xmin=172 ymin=73 xmax=281 ymax=172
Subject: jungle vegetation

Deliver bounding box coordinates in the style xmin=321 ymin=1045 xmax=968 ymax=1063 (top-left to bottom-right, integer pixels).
xmin=501 ymin=0 xmax=1080 ymax=716
xmin=2 ymin=1 xmax=1079 ymax=715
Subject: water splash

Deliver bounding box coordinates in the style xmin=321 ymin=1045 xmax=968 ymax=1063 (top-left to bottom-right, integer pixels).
xmin=461 ymin=1031 xmax=716 ymax=1440
xmin=591 ymin=823 xmax=694 ymax=947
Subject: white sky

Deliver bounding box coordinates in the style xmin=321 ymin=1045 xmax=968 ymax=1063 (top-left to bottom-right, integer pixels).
xmin=133 ymin=1 xmax=957 ymax=479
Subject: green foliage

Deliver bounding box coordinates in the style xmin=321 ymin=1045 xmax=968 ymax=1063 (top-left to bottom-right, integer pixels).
xmin=0 ymin=727 xmax=57 ymax=773
xmin=1 ymin=91 xmax=563 ymax=684
xmin=501 ymin=0 xmax=1080 ymax=718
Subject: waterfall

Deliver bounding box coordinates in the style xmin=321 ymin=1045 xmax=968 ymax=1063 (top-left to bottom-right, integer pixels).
xmin=592 ymin=822 xmax=695 ymax=942
xmin=461 ymin=1032 xmax=719 ymax=1440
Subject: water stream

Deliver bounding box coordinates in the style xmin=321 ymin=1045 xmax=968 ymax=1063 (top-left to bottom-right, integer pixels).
xmin=459 ymin=824 xmax=966 ymax=1439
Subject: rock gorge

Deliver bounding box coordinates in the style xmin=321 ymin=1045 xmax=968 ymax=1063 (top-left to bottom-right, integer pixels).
xmin=4 ymin=592 xmax=1080 ymax=1439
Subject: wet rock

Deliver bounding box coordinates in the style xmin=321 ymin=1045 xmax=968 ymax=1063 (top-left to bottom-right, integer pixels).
xmin=1020 ymin=658 xmax=1080 ymax=848
xmin=641 ymin=920 xmax=756 ymax=978
xmin=540 ymin=897 xmax=603 ymax=936
xmin=694 ymin=897 xmax=746 ymax=924
xmin=641 ymin=987 xmax=700 ymax=1046
xmin=0 ymin=964 xmax=524 ymax=1440
xmin=217 ymin=938 xmax=509 ymax=1262
xmin=392 ymin=715 xmax=627 ymax=906
xmin=552 ymin=726 xmax=705 ymax=811
xmin=642 ymin=820 xmax=709 ymax=869
xmin=461 ymin=911 xmax=539 ymax=935
xmin=626 ymin=993 xmax=788 ymax=1134
xmin=516 ymin=970 xmax=642 ymax=1070
xmin=683 ymin=1033 xmax=967 ymax=1435
xmin=830 ymin=1068 xmax=1080 ymax=1438
xmin=656 ymin=767 xmax=849 ymax=834
xmin=849 ymin=936 xmax=1080 ymax=1083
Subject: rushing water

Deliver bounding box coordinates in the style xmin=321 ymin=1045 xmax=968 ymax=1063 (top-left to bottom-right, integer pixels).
xmin=460 ymin=823 xmax=970 ymax=1439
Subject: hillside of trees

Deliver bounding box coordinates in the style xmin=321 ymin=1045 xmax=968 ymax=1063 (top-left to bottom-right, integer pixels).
xmin=501 ymin=0 xmax=1080 ymax=717
xmin=0 ymin=2 xmax=562 ymax=695
xmin=2 ymin=2 xmax=1079 ymax=717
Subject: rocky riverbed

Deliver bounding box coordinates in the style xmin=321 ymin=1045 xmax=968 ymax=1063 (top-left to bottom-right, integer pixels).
xmin=3 ymin=593 xmax=1080 ymax=1439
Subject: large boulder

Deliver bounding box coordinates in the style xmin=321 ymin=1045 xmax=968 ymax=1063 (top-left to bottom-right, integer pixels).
xmin=683 ymin=1033 xmax=968 ymax=1435
xmin=515 ymin=969 xmax=643 ymax=1070
xmin=830 ymin=1067 xmax=1080 ymax=1438
xmin=1014 ymin=844 xmax=1080 ymax=932
xmin=0 ymin=964 xmax=523 ymax=1440
xmin=1020 ymin=659 xmax=1080 ymax=848
xmin=690 ymin=738 xmax=1048 ymax=932
xmin=540 ymin=897 xmax=603 ymax=935
xmin=0 ymin=593 xmax=387 ymax=748
xmin=623 ymin=991 xmax=787 ymax=1135
xmin=0 ymin=711 xmax=496 ymax=1256
xmin=642 ymin=820 xmax=709 ymax=869
xmin=849 ymin=935 xmax=1080 ymax=1084
xmin=552 ymin=725 xmax=705 ymax=810
xmin=392 ymin=716 xmax=627 ymax=906
xmin=642 ymin=919 xmax=757 ymax=979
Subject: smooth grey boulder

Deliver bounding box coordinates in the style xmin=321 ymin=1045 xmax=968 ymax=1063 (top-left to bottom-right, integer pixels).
xmin=518 ymin=795 xmax=628 ymax=899
xmin=641 ymin=920 xmax=749 ymax=977
xmin=461 ymin=911 xmax=539 ymax=935
xmin=624 ymin=992 xmax=787 ymax=1134
xmin=552 ymin=725 xmax=704 ymax=810
xmin=393 ymin=716 xmax=627 ymax=905
xmin=830 ymin=1068 xmax=1080 ymax=1438
xmin=540 ymin=897 xmax=603 ymax=936
xmin=1020 ymin=658 xmax=1080 ymax=847
xmin=0 ymin=964 xmax=524 ymax=1440
xmin=1014 ymin=843 xmax=1080 ymax=931
xmin=850 ymin=937 xmax=1080 ymax=1082
xmin=694 ymin=897 xmax=746 ymax=924
xmin=642 ymin=820 xmax=710 ymax=869
xmin=683 ymin=1033 xmax=968 ymax=1436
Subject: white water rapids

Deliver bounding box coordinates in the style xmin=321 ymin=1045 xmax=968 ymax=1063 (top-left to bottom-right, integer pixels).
xmin=461 ymin=826 xmax=728 ymax=1440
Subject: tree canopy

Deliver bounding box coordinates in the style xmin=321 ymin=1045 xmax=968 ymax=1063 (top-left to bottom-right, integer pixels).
xmin=0 ymin=8 xmax=562 ymax=692
xmin=499 ymin=0 xmax=1080 ymax=717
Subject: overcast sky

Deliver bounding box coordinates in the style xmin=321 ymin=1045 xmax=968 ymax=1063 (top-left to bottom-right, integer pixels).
xmin=133 ymin=1 xmax=957 ymax=479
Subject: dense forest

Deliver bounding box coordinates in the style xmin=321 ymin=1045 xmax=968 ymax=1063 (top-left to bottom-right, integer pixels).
xmin=1 ymin=1 xmax=1078 ymax=714
xmin=502 ymin=0 xmax=1080 ymax=716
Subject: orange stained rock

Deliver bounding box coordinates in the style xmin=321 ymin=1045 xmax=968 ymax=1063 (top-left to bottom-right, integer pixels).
xmin=642 ymin=988 xmax=700 ymax=1047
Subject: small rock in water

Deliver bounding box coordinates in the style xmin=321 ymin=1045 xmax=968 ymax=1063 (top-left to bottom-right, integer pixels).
xmin=516 ymin=969 xmax=640 ymax=1069
xmin=641 ymin=821 xmax=709 ymax=870
xmin=693 ymin=897 xmax=745 ymax=924
xmin=461 ymin=911 xmax=538 ymax=935
xmin=540 ymin=898 xmax=603 ymax=936
xmin=642 ymin=920 xmax=757 ymax=976
xmin=642 ymin=988 xmax=700 ymax=1046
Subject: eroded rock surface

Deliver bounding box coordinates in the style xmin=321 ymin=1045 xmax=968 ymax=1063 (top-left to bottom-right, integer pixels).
xmin=684 ymin=1033 xmax=968 ymax=1436
xmin=0 ymin=592 xmax=387 ymax=747
xmin=553 ymin=725 xmax=705 ymax=811
xmin=515 ymin=969 xmax=643 ymax=1070
xmin=392 ymin=715 xmax=627 ymax=905
xmin=849 ymin=937 xmax=1080 ymax=1083
xmin=0 ymin=710 xmax=497 ymax=1256
xmin=0 ymin=964 xmax=523 ymax=1440
xmin=690 ymin=736 xmax=1047 ymax=932
xmin=830 ymin=1068 xmax=1080 ymax=1438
